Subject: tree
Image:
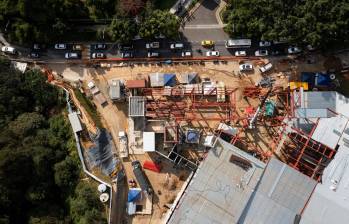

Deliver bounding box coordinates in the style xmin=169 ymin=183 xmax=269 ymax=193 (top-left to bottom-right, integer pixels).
xmin=54 ymin=157 xmax=80 ymax=192
xmin=70 ymin=183 xmax=106 ymax=224
xmin=0 ymin=58 xmax=105 ymax=223
xmin=8 ymin=112 xmax=45 ymax=137
xmin=108 ymin=18 xmax=137 ymax=43
xmin=139 ymin=9 xmax=180 ymax=40
xmin=224 ymin=0 xmax=349 ymax=48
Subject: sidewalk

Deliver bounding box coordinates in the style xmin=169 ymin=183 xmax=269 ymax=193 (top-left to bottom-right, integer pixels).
xmin=215 ymin=0 xmax=227 ymax=26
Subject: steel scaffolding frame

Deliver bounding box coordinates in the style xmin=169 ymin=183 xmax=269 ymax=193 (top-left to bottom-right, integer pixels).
xmin=143 ymin=87 xmax=237 ymax=122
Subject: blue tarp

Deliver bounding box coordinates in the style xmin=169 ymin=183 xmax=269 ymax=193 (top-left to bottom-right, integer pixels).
xmin=301 ymin=72 xmax=332 ymax=89
xmin=187 ymin=130 xmax=200 ymax=143
xmin=315 ymin=73 xmax=331 ymax=86
xmin=301 ymin=72 xmax=315 ymax=88
xmin=128 ymin=188 xmax=141 ymax=202
xmin=164 ymin=73 xmax=176 ymax=86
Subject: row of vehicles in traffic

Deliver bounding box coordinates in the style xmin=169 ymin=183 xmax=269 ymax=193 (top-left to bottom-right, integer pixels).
xmin=1 ymin=38 xmax=306 ymax=59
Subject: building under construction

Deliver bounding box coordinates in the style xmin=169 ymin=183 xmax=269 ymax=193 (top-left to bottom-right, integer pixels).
xmin=121 ymin=69 xmax=349 ymax=223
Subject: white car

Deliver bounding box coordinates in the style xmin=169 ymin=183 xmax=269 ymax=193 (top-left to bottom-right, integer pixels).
xmin=288 ymin=46 xmax=302 ymax=54
xmin=147 ymin=52 xmax=159 ymax=58
xmin=91 ymin=52 xmax=105 ymax=59
xmin=206 ymin=51 xmax=220 ymax=57
xmin=182 ymin=51 xmax=192 ymax=57
xmin=1 ymin=46 xmax=16 ymax=54
xmin=259 ymin=41 xmax=271 ymax=47
xmin=146 ymin=42 xmax=160 ymax=49
xmin=55 ymin=44 xmax=66 ymax=49
xmin=255 ymin=50 xmax=268 ymax=56
xmin=235 ymin=50 xmax=246 ymax=57
xmin=239 ymin=63 xmax=253 ymax=71
xmin=65 ymin=52 xmax=79 ymax=59
xmin=170 ymin=43 xmax=184 ymax=49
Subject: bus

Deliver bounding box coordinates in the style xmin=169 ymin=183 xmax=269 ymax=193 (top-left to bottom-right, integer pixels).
xmin=225 ymin=39 xmax=252 ymax=48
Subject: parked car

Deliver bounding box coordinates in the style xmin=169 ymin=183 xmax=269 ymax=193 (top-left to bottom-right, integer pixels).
xmin=94 ymin=43 xmax=107 ymax=50
xmin=118 ymin=44 xmax=134 ymax=51
xmin=201 ymin=40 xmax=214 ymax=47
xmin=65 ymin=52 xmax=80 ymax=59
xmin=181 ymin=51 xmax=192 ymax=57
xmin=121 ymin=51 xmax=133 ymax=58
xmin=147 ymin=51 xmax=159 ymax=58
xmin=239 ymin=63 xmax=253 ymax=71
xmin=170 ymin=43 xmax=184 ymax=49
xmin=206 ymin=51 xmax=220 ymax=57
xmin=288 ymin=46 xmax=302 ymax=54
xmin=1 ymin=46 xmax=17 ymax=54
xmin=29 ymin=52 xmax=40 ymax=58
xmin=255 ymin=50 xmax=268 ymax=56
xmin=235 ymin=50 xmax=247 ymax=57
xmin=54 ymin=44 xmax=66 ymax=49
xmin=91 ymin=52 xmax=105 ymax=59
xmin=146 ymin=42 xmax=160 ymax=49
xmin=259 ymin=41 xmax=271 ymax=47
xmin=73 ymin=44 xmax=83 ymax=51
xmin=259 ymin=62 xmax=273 ymax=73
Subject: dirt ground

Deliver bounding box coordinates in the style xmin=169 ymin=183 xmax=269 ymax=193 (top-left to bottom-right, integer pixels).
xmin=123 ymin=153 xmax=191 ymax=224
xmin=47 ymin=53 xmax=342 ymax=223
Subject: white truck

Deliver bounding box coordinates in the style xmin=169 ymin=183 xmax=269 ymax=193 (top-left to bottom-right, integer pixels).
xmin=118 ymin=131 xmax=128 ymax=158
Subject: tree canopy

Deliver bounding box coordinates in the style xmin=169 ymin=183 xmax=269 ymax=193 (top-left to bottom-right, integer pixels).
xmin=224 ymin=0 xmax=349 ymax=48
xmin=138 ymin=9 xmax=180 ymax=40
xmin=0 ymin=57 xmax=105 ymax=223
xmin=0 ymin=0 xmax=181 ymax=44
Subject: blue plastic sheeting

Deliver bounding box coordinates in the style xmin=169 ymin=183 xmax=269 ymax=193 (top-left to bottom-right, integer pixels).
xmin=301 ymin=72 xmax=331 ymax=89
xmin=128 ymin=188 xmax=141 ymax=202
xmin=87 ymin=129 xmax=118 ymax=176
xmin=316 ymin=73 xmax=331 ymax=86
xmin=164 ymin=74 xmax=176 ymax=86
xmin=187 ymin=130 xmax=199 ymax=143
xmin=301 ymin=72 xmax=315 ymax=88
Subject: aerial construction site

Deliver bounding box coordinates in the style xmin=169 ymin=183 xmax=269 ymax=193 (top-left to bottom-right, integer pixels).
xmin=43 ymin=51 xmax=349 ymax=224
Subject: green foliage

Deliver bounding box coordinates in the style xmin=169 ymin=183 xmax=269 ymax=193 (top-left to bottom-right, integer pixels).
xmin=224 ymin=0 xmax=349 ymax=48
xmin=70 ymin=183 xmax=106 ymax=224
xmin=8 ymin=112 xmax=45 ymax=137
xmin=108 ymin=18 xmax=137 ymax=43
xmin=0 ymin=58 xmax=103 ymax=223
xmin=85 ymin=0 xmax=118 ymax=21
xmin=74 ymin=89 xmax=103 ymax=128
xmin=139 ymin=9 xmax=180 ymax=40
xmin=54 ymin=157 xmax=80 ymax=192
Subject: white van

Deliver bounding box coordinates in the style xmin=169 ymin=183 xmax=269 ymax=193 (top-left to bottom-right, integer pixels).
xmin=259 ymin=62 xmax=273 ymax=73
xmin=1 ymin=46 xmax=17 ymax=54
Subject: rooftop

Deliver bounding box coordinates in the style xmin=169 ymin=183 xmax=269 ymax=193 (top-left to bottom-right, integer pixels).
xmin=300 ymin=144 xmax=349 ymax=224
xmin=167 ymin=139 xmax=317 ymax=224
xmin=129 ymin=96 xmax=145 ymax=117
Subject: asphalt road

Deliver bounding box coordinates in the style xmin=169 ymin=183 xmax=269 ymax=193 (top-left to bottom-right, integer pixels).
xmin=184 ymin=0 xmax=219 ymax=26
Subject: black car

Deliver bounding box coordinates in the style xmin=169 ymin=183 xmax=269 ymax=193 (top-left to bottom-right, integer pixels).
xmin=119 ymin=43 xmax=133 ymax=51
xmin=94 ymin=43 xmax=107 ymax=50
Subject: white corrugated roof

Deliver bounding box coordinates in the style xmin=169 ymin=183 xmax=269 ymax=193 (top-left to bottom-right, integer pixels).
xmin=301 ymin=144 xmax=349 ymax=224
xmin=311 ymin=115 xmax=348 ymax=149
xmin=68 ymin=112 xmax=82 ymax=133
